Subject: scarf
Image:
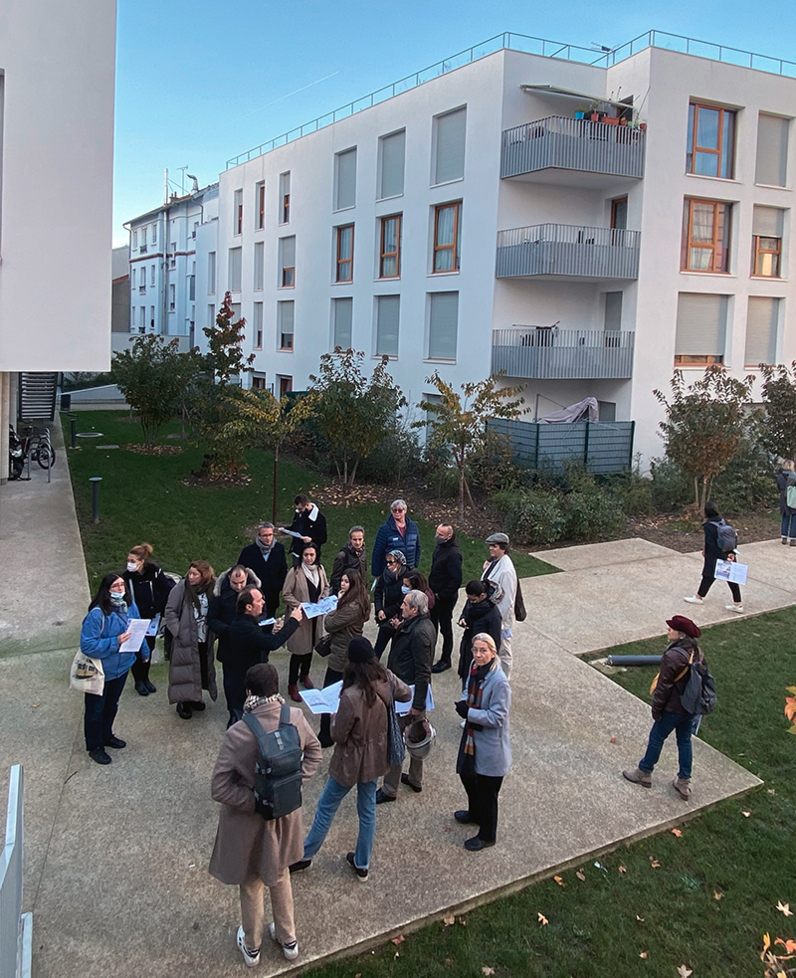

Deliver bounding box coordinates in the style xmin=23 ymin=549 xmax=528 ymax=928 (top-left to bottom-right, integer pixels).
xmin=256 ymin=536 xmax=275 ymax=556
xmin=243 ymin=692 xmax=284 ymax=713
xmin=301 ymin=562 xmax=320 ymax=588
xmin=457 ymin=661 xmax=491 ymax=777
xmin=184 ymin=577 xmax=211 ymax=613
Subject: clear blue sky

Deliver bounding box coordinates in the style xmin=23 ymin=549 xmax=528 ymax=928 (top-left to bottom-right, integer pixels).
xmin=113 ymin=0 xmax=796 ymax=244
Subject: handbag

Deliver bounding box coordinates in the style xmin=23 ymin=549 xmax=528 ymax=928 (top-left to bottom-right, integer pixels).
xmin=70 ymin=650 xmax=105 ymax=695
xmin=514 ymin=580 xmax=527 ymax=622
xmin=385 ymin=684 xmax=406 ymax=766
xmin=314 ymin=634 xmax=332 ymax=657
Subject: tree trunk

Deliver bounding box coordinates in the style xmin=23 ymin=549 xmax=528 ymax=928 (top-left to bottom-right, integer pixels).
xmin=464 ymin=474 xmax=478 ymax=514
xmin=693 ymin=476 xmax=700 ymax=511
xmin=271 ymin=443 xmax=279 ymax=523
xmin=458 ymin=462 xmax=465 ymax=520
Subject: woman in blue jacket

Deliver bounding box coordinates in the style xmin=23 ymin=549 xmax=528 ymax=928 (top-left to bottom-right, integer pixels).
xmin=80 ymin=573 xmax=141 ymax=765
xmin=370 ymin=500 xmax=421 ymax=578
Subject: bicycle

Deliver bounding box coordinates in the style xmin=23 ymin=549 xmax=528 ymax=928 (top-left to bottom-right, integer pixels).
xmin=20 ymin=425 xmax=56 ymax=469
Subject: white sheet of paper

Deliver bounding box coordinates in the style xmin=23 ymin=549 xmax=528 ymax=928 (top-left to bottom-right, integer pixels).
xmin=120 ymin=618 xmax=151 ymax=653
xmin=279 ymin=528 xmax=304 ymax=539
xmin=301 ymin=595 xmax=338 ymax=619
xmin=299 ymin=681 xmax=343 ymax=714
xmin=395 ymin=685 xmax=435 ymax=715
xmin=258 ymin=618 xmax=276 ymax=628
xmin=715 ymin=559 xmax=748 ymax=585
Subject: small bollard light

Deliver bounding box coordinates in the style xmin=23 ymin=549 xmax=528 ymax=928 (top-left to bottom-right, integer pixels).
xmin=89 ymin=477 xmax=102 ymax=524
xmin=68 ymin=414 xmax=77 ymax=449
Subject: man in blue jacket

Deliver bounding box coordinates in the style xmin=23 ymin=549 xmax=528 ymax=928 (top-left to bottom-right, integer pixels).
xmin=371 ymin=499 xmax=421 ymax=578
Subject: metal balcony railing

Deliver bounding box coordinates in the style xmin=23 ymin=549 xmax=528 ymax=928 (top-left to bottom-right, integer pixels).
xmin=496 ymin=224 xmax=640 ymax=279
xmin=491 ymin=327 xmax=634 ymax=379
xmin=501 ymin=117 xmax=645 ymax=179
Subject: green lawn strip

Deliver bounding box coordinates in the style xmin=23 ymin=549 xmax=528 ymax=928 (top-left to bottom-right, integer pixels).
xmin=63 ymin=411 xmax=556 ymax=594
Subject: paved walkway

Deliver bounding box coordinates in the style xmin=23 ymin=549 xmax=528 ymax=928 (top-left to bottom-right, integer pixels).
xmin=0 ymin=452 xmax=777 ymax=977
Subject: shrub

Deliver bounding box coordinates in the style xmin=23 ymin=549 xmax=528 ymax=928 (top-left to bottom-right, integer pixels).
xmin=495 ymin=489 xmax=565 ymax=546
xmin=603 ymin=464 xmax=655 ymax=517
xmin=649 ymin=457 xmax=692 ymax=513
xmin=712 ymin=433 xmax=776 ymax=512
xmin=562 ymin=490 xmax=624 ymax=541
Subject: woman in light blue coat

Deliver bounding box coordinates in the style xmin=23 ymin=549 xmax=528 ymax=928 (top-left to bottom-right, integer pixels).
xmin=454 ymin=632 xmax=511 ymax=851
xmin=80 ymin=572 xmax=142 ymax=765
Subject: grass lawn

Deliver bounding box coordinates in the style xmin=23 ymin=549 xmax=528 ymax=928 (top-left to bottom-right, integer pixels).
xmin=63 ymin=411 xmax=556 ymax=596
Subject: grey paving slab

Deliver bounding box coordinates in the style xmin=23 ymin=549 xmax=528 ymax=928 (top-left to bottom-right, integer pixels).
xmin=537 ymin=537 xmax=680 ymax=570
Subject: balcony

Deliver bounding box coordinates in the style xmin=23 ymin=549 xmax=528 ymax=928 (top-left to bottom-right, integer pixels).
xmin=491 ymin=327 xmax=634 ymax=379
xmin=501 ymin=117 xmax=645 ymax=184
xmin=496 ymin=224 xmax=640 ymax=280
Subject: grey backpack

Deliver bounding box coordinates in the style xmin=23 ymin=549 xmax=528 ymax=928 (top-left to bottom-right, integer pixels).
xmin=242 ymin=706 xmax=303 ymax=820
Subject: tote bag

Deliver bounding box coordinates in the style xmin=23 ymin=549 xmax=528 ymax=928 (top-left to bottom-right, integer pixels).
xmin=70 ymin=651 xmax=105 ymax=695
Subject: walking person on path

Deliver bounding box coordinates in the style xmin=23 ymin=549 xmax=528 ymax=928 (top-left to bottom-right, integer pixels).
xmin=429 ymin=523 xmax=463 ymax=674
xmin=776 ymin=460 xmax=796 ymax=545
xmin=684 ymin=501 xmax=743 ymax=613
xmin=371 ymin=499 xmax=421 ymax=578
xmin=481 ymin=532 xmax=518 ymax=679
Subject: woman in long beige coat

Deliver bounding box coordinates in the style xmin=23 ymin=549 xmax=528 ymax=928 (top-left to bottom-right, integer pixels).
xmin=282 ymin=543 xmax=329 ymax=701
xmin=209 ymin=663 xmax=322 ymax=965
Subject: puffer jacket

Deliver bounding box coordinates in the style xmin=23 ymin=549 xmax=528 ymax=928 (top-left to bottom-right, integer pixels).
xmin=80 ymin=602 xmax=142 ymax=680
xmin=208 ymin=567 xmax=262 ymax=664
xmin=371 ymin=514 xmax=421 ymax=577
xmin=164 ymin=579 xmax=218 ymax=704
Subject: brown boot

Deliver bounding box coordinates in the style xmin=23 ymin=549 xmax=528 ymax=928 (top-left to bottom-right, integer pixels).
xmin=301 ymin=674 xmax=315 ymax=690
xmin=672 ymin=777 xmax=692 ymax=800
xmin=623 ymin=766 xmax=652 ymax=787
xmin=287 ymin=684 xmax=302 ymax=703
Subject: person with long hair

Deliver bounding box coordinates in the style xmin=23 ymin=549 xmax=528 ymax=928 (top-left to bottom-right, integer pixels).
xmin=79 ymin=573 xmax=142 ymax=764
xmin=316 ymin=568 xmax=371 ymax=747
xmin=290 ymin=638 xmax=411 ymax=881
xmin=282 ymin=543 xmax=329 ymax=701
xmin=684 ymin=501 xmax=743 ymax=613
xmin=454 ymin=633 xmax=512 ymax=851
xmin=372 ymin=549 xmax=405 ymax=660
xmin=122 ymin=542 xmax=175 ymax=697
xmin=165 ymin=560 xmax=218 ymax=719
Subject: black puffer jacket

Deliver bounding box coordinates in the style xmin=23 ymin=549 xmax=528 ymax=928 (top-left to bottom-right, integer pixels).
xmin=457 ymin=597 xmax=503 ymax=681
xmin=373 ymin=569 xmax=403 ymax=621
xmin=208 ymin=567 xmax=262 ymax=664
xmin=122 ymin=562 xmax=174 ymax=619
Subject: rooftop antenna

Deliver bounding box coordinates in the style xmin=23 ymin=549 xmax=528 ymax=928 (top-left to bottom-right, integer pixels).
xmin=176 ymin=166 xmax=188 ymax=196
xmin=163 ymin=168 xmax=169 ymax=205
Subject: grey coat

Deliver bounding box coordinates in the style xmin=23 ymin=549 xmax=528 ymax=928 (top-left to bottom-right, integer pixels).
xmin=459 ymin=661 xmax=512 ymax=777
xmin=164 ymin=579 xmax=218 ymax=704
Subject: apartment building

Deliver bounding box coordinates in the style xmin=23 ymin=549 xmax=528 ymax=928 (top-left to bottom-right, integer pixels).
xmin=192 ymin=32 xmax=795 ymax=463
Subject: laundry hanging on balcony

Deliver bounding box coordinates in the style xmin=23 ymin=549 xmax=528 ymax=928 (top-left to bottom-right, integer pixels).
xmin=538 ymin=396 xmax=599 ymax=424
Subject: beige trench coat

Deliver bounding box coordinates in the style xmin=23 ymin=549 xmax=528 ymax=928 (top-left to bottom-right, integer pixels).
xmin=209 ymin=700 xmax=322 ymax=886
xmin=282 ymin=565 xmax=329 ymax=656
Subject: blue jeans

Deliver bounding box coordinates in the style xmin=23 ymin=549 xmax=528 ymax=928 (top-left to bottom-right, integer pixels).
xmin=782 ymin=514 xmax=796 ymax=538
xmin=639 ymin=711 xmax=695 ymax=780
xmin=302 ymin=776 xmax=378 ymax=870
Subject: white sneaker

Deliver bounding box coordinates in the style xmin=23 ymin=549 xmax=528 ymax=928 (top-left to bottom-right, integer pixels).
xmin=684 ymin=596 xmax=704 ymax=604
xmin=268 ymin=922 xmax=299 ymax=961
xmin=236 ymin=925 xmax=260 ymax=968
xmin=726 ymin=604 xmax=744 ymax=613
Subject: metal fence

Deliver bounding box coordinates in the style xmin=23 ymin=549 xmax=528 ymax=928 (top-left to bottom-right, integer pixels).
xmin=501 ymin=117 xmax=646 ymax=179
xmin=489 ymin=418 xmax=635 ymax=474
xmin=0 ymin=766 xmax=32 ymax=978
xmin=491 ymin=328 xmax=634 ymax=379
xmin=496 ymin=224 xmax=640 ymax=279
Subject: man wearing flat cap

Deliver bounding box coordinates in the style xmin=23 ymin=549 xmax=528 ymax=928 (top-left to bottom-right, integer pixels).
xmin=623 ymin=615 xmax=705 ymax=801
xmin=482 ymin=533 xmax=518 ymax=679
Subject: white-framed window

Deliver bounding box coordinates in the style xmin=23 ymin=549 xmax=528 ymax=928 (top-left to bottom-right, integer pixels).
xmin=745 ymin=296 xmax=780 ymax=366
xmin=252 ymin=372 xmax=267 ymax=390
xmin=231 ymin=303 xmax=242 ymax=323
xmin=131 ymin=267 xmax=136 ymax=289
xmin=674 ymin=292 xmax=729 ymax=365
xmin=427 ymin=291 xmax=458 ymax=360
xmin=234 ymin=189 xmax=243 ymax=234
xmin=433 ymin=107 xmax=466 ymax=185
xmin=149 ymin=306 xmax=155 ymax=329
xmin=170 ymin=242 xmax=176 ymax=268
xmin=151 ymin=223 xmax=157 ymax=245
xmin=132 ymin=229 xmax=138 ymax=250
xmin=169 ymin=285 xmax=175 ymax=311
xmin=375 ymin=295 xmax=400 ymax=357
xmin=229 ymin=247 xmax=242 ymax=292
xmin=279 ymin=171 xmax=291 ymax=224
xmin=332 ymin=297 xmax=353 ymax=349
xmin=277 ymin=375 xmax=293 ymax=398
xmin=252 ymin=301 xmax=263 ymax=349
xmin=279 ymin=236 xmax=295 ymax=288
xmin=254 ymin=241 xmax=265 ymax=290
xmin=192 ymin=221 xmax=199 ymax=239
xmin=208 ymin=304 xmax=216 ymax=327
xmin=278 ymin=300 xmax=294 ymax=350
xmin=378 ymin=129 xmax=406 ymax=199
xmin=255 ymin=181 xmax=265 ymax=230
xmin=150 ymin=264 xmax=155 ymax=287
xmin=140 ymin=306 xmax=146 ymax=327
xmin=756 ymin=114 xmax=789 ymax=187
xmin=334 ymin=147 xmax=357 ymax=210
xmin=208 ymin=251 xmax=216 ymax=294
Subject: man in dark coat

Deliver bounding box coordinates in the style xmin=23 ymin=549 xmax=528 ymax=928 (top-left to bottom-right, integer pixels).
xmin=209 ymin=565 xmax=261 ymax=727
xmin=329 ymin=525 xmax=366 ymax=593
xmin=456 ymin=580 xmax=503 ymax=686
xmin=281 ymin=493 xmax=328 ymax=564
xmin=237 ymin=523 xmax=288 ymax=617
xmin=429 ymin=523 xmax=463 ymax=673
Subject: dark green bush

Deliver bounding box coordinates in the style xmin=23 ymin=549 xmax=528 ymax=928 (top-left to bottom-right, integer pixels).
xmin=711 ymin=434 xmax=775 ymax=513
xmin=495 ymin=489 xmax=565 ymax=546
xmin=649 ymin=457 xmax=692 ymax=512
xmin=561 ymin=489 xmax=624 ymax=541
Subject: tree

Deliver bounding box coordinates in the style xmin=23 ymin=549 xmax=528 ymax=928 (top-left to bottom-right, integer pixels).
xmin=413 ymin=372 xmax=526 ymax=519
xmin=110 ymin=335 xmax=185 ymax=448
xmin=759 ymin=361 xmax=796 ymax=462
xmin=309 ymin=348 xmax=406 ymax=486
xmin=654 ymin=365 xmax=754 ymax=513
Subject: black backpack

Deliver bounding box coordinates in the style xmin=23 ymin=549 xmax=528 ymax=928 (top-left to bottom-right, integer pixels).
xmin=713 ymin=518 xmax=738 ymax=553
xmin=680 ymin=655 xmax=717 ymax=716
xmin=242 ymin=706 xmax=304 ymax=820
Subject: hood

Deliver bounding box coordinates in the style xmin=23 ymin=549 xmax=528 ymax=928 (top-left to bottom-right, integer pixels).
xmin=214 ymin=565 xmax=262 ymax=596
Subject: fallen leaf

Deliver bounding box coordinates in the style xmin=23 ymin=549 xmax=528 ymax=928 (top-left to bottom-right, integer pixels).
xmin=670 ymin=828 xmax=683 ymax=838
xmin=776 ymin=938 xmax=796 ymax=953
xmin=31 ymin=703 xmax=39 ymax=708
xmin=553 ymin=876 xmax=565 ymax=887
xmin=443 ymin=915 xmax=455 ymax=927
xmin=639 ymin=951 xmax=647 ymax=959
xmin=649 ymin=857 xmax=661 ymax=869
xmin=355 ymin=974 xmax=361 ymax=977
xmin=768 ymin=788 xmax=776 ymax=795
xmin=677 ymin=967 xmax=693 ymax=978
xmin=609 ymin=736 xmax=617 ymax=743
xmin=742 ymin=811 xmax=751 ymax=818
xmin=576 ymin=870 xmax=586 ymax=881
xmin=714 ymin=891 xmax=723 ymax=900
xmin=619 ymin=865 xmax=627 ymax=874
xmin=777 ymin=901 xmax=793 ymax=917
xmin=445 ymin=959 xmax=451 ymax=965
xmin=786 ymin=696 xmax=796 ymax=722
xmin=458 ymin=917 xmax=467 ymax=926
xmin=394 ymin=952 xmax=399 ymax=959
xmin=537 ymin=913 xmax=548 ymax=926
xmin=482 ymin=968 xmax=495 ymax=976
xmin=636 ymin=915 xmax=645 ymax=922
xmin=391 ymin=935 xmax=405 ymax=945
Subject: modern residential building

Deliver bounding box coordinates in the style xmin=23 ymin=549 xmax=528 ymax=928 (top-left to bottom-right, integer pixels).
xmin=0 ymin=0 xmax=116 ymax=478
xmin=191 ymin=31 xmax=796 ymax=464
xmin=124 ymin=182 xmax=219 ymax=352
xmin=111 ymin=246 xmax=131 ymax=348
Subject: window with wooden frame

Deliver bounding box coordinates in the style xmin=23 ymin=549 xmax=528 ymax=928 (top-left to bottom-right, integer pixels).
xmin=252 ymin=374 xmax=266 ymax=390
xmin=255 ymin=182 xmax=265 ymax=230
xmin=610 ymin=197 xmax=628 ymax=230
xmin=686 ymin=103 xmax=736 ymax=179
xmin=751 ymin=205 xmax=784 ymax=278
xmin=433 ymin=201 xmax=462 ymax=273
xmin=681 ymin=199 xmax=731 ymax=273
xmin=278 ymin=375 xmax=293 ymax=398
xmin=335 ymin=225 xmax=354 ymax=283
xmin=279 ymin=172 xmax=291 ymax=224
xmin=279 ymin=236 xmax=295 ymax=288
xmin=379 ymin=214 xmax=401 ymax=278
xmin=234 ymin=189 xmax=243 ymax=235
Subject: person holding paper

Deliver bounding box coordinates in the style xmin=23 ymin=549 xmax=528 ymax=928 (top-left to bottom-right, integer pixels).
xmin=684 ymin=501 xmax=743 ymax=613
xmin=209 ymin=565 xmax=262 ymax=728
xmin=282 ymin=544 xmax=329 ymax=702
xmin=290 ymin=638 xmax=411 ymax=881
xmin=280 ymin=493 xmax=328 ymax=565
xmin=79 ymin=573 xmax=143 ymax=765
xmin=122 ymin=542 xmax=175 ymax=697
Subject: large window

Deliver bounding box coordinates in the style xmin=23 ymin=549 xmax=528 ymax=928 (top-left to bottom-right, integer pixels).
xmin=379 ymin=215 xmax=401 ymax=278
xmin=686 ymin=103 xmax=736 ymax=179
xmin=375 ymin=295 xmax=400 ymax=356
xmin=207 ymin=251 xmax=216 ymax=294
xmin=229 ymin=247 xmax=242 ymax=292
xmin=745 ymin=296 xmax=780 ymax=366
xmin=252 ymin=302 xmax=263 ymax=349
xmin=610 ymin=197 xmax=628 ymax=231
xmin=254 ymin=241 xmax=265 ymax=290
xmin=278 ymin=301 xmax=294 ymax=350
xmin=234 ymin=189 xmax=243 ymax=234
xmin=279 ymin=236 xmax=295 ymax=288
xmin=332 ymin=297 xmax=353 ymax=349
xmin=335 ymin=148 xmax=357 ymax=210
xmin=756 ymin=114 xmax=789 ymax=187
xmin=335 ymin=225 xmax=354 ymax=282
xmin=434 ymin=107 xmax=466 ymax=184
xmin=674 ymin=293 xmax=728 ymax=365
xmin=279 ymin=172 xmax=291 ymax=224
xmin=255 ymin=181 xmax=265 ymax=230
xmin=428 ymin=292 xmax=458 ymax=360
xmin=681 ymin=199 xmax=731 ymax=273
xmin=751 ymin=206 xmax=784 ymax=277
xmin=378 ymin=130 xmax=405 ymax=199
xmin=433 ymin=202 xmax=462 ymax=273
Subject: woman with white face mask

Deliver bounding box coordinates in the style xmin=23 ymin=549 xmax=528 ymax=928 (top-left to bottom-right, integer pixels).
xmin=122 ymin=542 xmax=175 ymax=697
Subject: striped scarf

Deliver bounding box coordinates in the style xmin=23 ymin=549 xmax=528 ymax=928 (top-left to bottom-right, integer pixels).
xmin=460 ymin=661 xmax=490 ymax=773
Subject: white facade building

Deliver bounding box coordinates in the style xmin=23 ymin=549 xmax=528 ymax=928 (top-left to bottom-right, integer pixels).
xmin=196 ymin=33 xmax=796 ymax=463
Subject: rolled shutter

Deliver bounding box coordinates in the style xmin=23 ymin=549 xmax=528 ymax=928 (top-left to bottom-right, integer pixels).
xmin=380 ymin=131 xmax=405 ymax=198
xmin=675 ymin=293 xmax=727 ymax=356
xmin=745 ymin=296 xmax=779 ymax=365
xmin=435 ymin=108 xmax=466 ymax=184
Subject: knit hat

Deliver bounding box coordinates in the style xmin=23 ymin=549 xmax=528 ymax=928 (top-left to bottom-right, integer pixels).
xmin=666 ymin=615 xmax=701 ymax=639
xmin=348 ymin=637 xmax=376 ymax=663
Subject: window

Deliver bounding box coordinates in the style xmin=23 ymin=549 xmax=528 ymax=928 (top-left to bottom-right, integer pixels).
xmin=279 ymin=172 xmax=290 ymax=224
xmin=686 ymin=103 xmax=736 ymax=179
xmin=255 ymin=181 xmax=265 ymax=229
xmin=140 ymin=306 xmax=146 ymax=328
xmin=332 ymin=297 xmax=353 ymax=349
xmin=428 ymin=292 xmax=458 ymax=359
xmin=150 ymin=264 xmax=155 ymax=287
xmin=234 ymin=189 xmax=243 ymax=234
xmin=254 ymin=241 xmax=265 ymax=290
xmin=149 ymin=306 xmax=155 ymax=329
xmin=335 ymin=148 xmax=357 ymax=210
xmin=229 ymin=247 xmax=242 ymax=292
xmin=252 ymin=302 xmax=263 ymax=349
xmin=611 ymin=197 xmax=628 ymax=231
xmin=132 ymin=229 xmax=138 ymax=250
xmin=378 ymin=130 xmax=405 ymax=199
xmin=674 ymin=293 xmax=728 ymax=365
xmin=745 ymin=296 xmax=780 ymax=366
xmin=379 ymin=215 xmax=401 ymax=278
xmin=278 ymin=376 xmax=293 ymax=398
xmin=151 ymin=223 xmax=157 ymax=245
xmin=252 ymin=373 xmax=266 ymax=390
xmin=681 ymin=199 xmax=731 ymax=272
xmin=208 ymin=304 xmax=216 ymax=327
xmin=131 ymin=267 xmax=136 ymax=289
xmin=207 ymin=251 xmax=216 ymax=294
xmin=231 ymin=303 xmax=242 ymax=323
xmin=279 ymin=236 xmax=295 ymax=287
xmin=188 ymin=272 xmax=195 ymax=301
xmin=603 ymin=292 xmax=623 ymax=331
xmin=335 ymin=225 xmax=354 ymax=282
xmin=756 ymin=114 xmax=789 ymax=187
xmin=375 ymin=295 xmax=400 ymax=356
xmin=192 ymin=221 xmax=199 ymax=240
xmin=170 ymin=242 xmax=176 ymax=268
xmin=169 ymin=285 xmax=176 ymax=311
xmin=751 ymin=206 xmax=784 ymax=277
xmin=434 ymin=107 xmax=466 ymax=184
xmin=433 ymin=201 xmax=462 ymax=272
xmin=278 ymin=301 xmax=294 ymax=350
